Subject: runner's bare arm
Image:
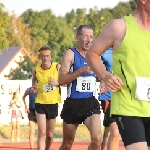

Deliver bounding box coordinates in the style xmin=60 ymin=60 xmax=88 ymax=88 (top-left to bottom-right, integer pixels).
xmin=9 ymin=100 xmax=14 ymax=108
xmin=32 ymin=70 xmax=37 ymax=87
xmin=57 ymin=64 xmax=61 ymax=72
xmin=59 ymin=49 xmax=90 ymax=86
xmin=22 ymin=88 xmax=29 ymax=109
xmin=48 ymin=64 xmax=61 ymax=86
xmin=86 ymin=19 xmax=125 ymax=80
xmin=32 ymin=70 xmax=38 ymax=93
xmin=57 ymin=64 xmax=67 ymax=87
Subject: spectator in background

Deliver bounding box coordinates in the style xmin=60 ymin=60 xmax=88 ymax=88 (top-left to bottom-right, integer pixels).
xmin=9 ymin=91 xmax=23 ymax=142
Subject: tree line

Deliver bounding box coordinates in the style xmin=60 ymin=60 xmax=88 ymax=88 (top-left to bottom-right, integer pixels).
xmin=0 ymin=0 xmax=136 ymax=79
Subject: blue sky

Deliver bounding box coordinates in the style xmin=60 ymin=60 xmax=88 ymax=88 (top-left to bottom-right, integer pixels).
xmin=1 ymin=0 xmax=129 ymax=16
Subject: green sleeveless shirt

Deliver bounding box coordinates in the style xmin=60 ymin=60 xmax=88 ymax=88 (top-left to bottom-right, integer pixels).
xmin=111 ymin=14 xmax=150 ymax=117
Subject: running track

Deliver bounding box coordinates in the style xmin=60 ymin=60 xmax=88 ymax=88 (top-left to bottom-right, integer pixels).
xmin=0 ymin=141 xmax=125 ymax=150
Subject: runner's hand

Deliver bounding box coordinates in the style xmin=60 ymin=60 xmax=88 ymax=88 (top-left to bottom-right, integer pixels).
xmin=103 ymin=74 xmax=123 ymax=92
xmin=31 ymin=86 xmax=38 ymax=93
xmin=100 ymin=81 xmax=108 ymax=94
xmin=48 ymin=78 xmax=58 ymax=86
xmin=81 ymin=66 xmax=94 ymax=74
xmin=25 ymin=107 xmax=30 ymax=113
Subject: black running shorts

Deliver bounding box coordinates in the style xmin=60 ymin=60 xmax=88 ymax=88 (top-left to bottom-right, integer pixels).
xmin=60 ymin=96 xmax=100 ymax=124
xmin=35 ymin=103 xmax=58 ymax=120
xmin=114 ymin=115 xmax=150 ymax=146
xmin=101 ymin=101 xmax=116 ymax=127
xmin=28 ymin=108 xmax=37 ymax=122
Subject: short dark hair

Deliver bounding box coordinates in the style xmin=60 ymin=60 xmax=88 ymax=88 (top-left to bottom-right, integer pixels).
xmin=76 ymin=24 xmax=92 ymax=36
xmin=13 ymin=92 xmax=16 ymax=95
xmin=38 ymin=46 xmax=51 ymax=52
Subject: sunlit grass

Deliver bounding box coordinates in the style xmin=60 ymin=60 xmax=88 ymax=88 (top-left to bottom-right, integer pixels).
xmin=0 ymin=124 xmax=104 ymax=140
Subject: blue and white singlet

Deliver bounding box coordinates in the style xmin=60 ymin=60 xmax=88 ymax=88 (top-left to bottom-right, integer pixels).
xmin=67 ymin=48 xmax=96 ymax=99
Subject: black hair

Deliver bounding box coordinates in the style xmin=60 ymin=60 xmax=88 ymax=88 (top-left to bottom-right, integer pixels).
xmin=38 ymin=46 xmax=51 ymax=52
xmin=76 ymin=24 xmax=92 ymax=36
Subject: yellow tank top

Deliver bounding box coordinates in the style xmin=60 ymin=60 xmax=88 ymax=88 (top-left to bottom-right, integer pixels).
xmin=35 ymin=62 xmax=62 ymax=104
xmin=111 ymin=14 xmax=150 ymax=117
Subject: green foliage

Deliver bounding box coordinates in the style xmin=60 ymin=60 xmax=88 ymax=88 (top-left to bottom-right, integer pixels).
xmin=0 ymin=3 xmax=10 ymax=53
xmin=129 ymin=0 xmax=137 ymax=12
xmin=5 ymin=56 xmax=36 ymax=80
xmin=112 ymin=2 xmax=134 ymax=19
xmin=21 ymin=9 xmax=75 ymax=62
xmin=87 ymin=7 xmax=113 ymax=38
xmin=0 ymin=0 xmax=137 ymax=79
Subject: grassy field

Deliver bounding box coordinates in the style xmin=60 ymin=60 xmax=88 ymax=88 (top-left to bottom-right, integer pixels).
xmin=0 ymin=124 xmax=96 ymax=140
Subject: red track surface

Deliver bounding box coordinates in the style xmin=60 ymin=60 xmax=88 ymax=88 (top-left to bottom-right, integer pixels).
xmin=0 ymin=141 xmax=125 ymax=150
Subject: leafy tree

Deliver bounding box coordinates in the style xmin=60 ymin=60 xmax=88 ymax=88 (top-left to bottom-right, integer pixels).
xmin=5 ymin=13 xmax=32 ymax=51
xmin=95 ymin=8 xmax=113 ymax=37
xmin=0 ymin=0 xmax=138 ymax=80
xmin=21 ymin=9 xmax=55 ymax=55
xmin=21 ymin=9 xmax=75 ymax=62
xmin=87 ymin=7 xmax=113 ymax=38
xmin=5 ymin=14 xmax=21 ymax=47
xmin=0 ymin=3 xmax=10 ymax=53
xmin=5 ymin=56 xmax=36 ymax=80
xmin=15 ymin=17 xmax=31 ymax=51
xmin=129 ymin=0 xmax=137 ymax=12
xmin=112 ymin=2 xmax=133 ymax=19
xmin=65 ymin=8 xmax=89 ymax=33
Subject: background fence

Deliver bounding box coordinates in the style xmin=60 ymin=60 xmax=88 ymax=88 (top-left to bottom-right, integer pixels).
xmin=0 ymin=80 xmax=104 ymax=125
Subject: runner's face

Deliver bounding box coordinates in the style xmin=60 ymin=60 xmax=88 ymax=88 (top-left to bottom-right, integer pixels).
xmin=40 ymin=52 xmax=51 ymax=65
xmin=77 ymin=28 xmax=94 ymax=51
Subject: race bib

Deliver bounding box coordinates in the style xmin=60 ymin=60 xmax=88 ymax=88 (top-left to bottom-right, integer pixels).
xmin=76 ymin=76 xmax=96 ymax=92
xmin=135 ymin=77 xmax=150 ymax=101
xmin=43 ymin=84 xmax=56 ymax=92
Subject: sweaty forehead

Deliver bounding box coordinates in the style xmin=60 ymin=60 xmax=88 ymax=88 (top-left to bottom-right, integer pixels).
xmin=82 ymin=28 xmax=93 ymax=35
xmin=40 ymin=52 xmax=51 ymax=56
